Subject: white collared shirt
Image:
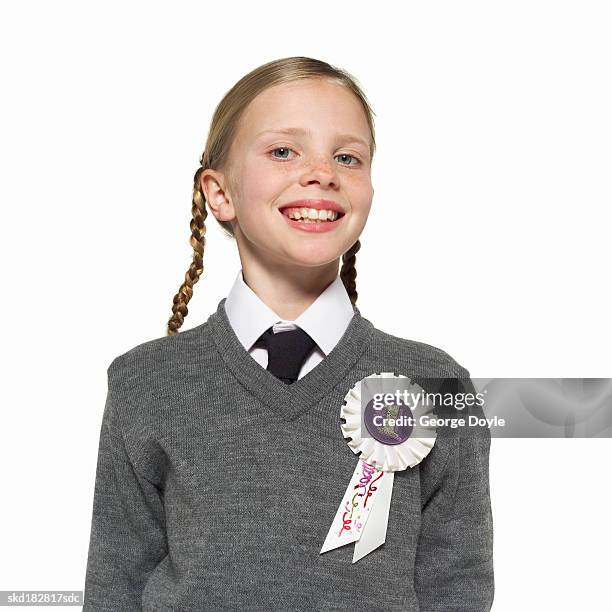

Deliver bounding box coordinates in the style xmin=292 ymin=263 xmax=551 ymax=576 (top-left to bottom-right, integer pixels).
xmin=224 ymin=269 xmax=355 ymax=379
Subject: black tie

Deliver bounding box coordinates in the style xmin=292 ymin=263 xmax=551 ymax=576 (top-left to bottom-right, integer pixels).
xmin=254 ymin=326 xmax=317 ymax=384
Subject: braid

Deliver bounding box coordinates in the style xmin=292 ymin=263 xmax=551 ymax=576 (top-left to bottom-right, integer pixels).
xmin=166 ymin=166 xmax=208 ymax=336
xmin=340 ymin=239 xmax=361 ymax=306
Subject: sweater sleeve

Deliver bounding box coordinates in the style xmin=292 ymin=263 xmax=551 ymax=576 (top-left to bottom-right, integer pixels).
xmin=414 ymin=374 xmax=495 ymax=612
xmin=83 ymin=359 xmax=168 ymax=611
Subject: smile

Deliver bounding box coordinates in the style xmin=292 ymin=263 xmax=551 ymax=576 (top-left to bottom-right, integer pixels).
xmin=281 ymin=207 xmax=342 ymax=222
xmin=278 ymin=207 xmax=345 ymax=233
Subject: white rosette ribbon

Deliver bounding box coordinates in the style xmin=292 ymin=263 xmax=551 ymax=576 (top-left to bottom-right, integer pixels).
xmin=320 ymin=372 xmax=437 ymax=563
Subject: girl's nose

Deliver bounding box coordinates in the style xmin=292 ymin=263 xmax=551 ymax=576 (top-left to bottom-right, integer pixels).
xmin=300 ymin=157 xmax=339 ymax=187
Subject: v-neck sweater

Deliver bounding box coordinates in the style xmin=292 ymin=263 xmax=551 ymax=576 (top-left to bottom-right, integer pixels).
xmin=84 ymin=298 xmax=494 ymax=611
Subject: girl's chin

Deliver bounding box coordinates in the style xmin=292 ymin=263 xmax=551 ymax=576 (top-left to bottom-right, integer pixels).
xmin=277 ymin=244 xmax=348 ymax=268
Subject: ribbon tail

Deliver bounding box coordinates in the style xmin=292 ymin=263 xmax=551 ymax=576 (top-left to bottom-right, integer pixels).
xmin=353 ymin=471 xmax=395 ymax=563
xmin=320 ymin=460 xmax=383 ymax=554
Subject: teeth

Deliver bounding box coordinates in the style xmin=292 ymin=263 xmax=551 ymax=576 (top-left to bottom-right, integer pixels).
xmin=283 ymin=207 xmax=340 ymax=222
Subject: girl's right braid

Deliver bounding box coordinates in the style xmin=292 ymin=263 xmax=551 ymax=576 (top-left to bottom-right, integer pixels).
xmin=166 ymin=166 xmax=208 ymax=336
xmin=340 ymin=239 xmax=361 ymax=306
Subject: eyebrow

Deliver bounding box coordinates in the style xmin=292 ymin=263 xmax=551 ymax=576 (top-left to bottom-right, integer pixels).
xmin=255 ymin=127 xmax=370 ymax=150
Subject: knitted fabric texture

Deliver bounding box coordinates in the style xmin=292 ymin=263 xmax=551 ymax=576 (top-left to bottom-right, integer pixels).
xmin=83 ymin=298 xmax=494 ymax=611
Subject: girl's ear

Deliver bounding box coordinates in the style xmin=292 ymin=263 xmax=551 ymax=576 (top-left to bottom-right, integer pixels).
xmin=200 ymin=169 xmax=236 ymax=222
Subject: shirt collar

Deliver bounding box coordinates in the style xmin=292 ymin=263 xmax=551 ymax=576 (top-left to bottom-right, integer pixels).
xmin=224 ymin=269 xmax=355 ymax=356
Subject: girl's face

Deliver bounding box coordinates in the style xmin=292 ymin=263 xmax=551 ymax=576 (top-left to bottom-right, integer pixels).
xmin=208 ymin=78 xmax=374 ymax=269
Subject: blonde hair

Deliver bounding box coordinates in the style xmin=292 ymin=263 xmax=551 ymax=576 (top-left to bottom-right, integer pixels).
xmin=167 ymin=56 xmax=376 ymax=336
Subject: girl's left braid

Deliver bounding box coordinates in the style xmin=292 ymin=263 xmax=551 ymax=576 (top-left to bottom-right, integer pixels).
xmin=340 ymin=238 xmax=361 ymax=306
xmin=166 ymin=166 xmax=208 ymax=336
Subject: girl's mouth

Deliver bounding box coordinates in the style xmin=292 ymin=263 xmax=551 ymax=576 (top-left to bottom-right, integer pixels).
xmin=278 ymin=206 xmax=346 ymax=233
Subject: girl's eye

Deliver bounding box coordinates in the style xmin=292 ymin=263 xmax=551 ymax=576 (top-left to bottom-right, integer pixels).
xmin=269 ymin=147 xmax=361 ymax=166
xmin=271 ymin=147 xmax=294 ymax=160
xmin=336 ymin=153 xmax=361 ymax=166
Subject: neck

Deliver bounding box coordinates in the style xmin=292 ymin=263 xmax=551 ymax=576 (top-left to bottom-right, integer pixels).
xmin=238 ymin=257 xmax=340 ymax=321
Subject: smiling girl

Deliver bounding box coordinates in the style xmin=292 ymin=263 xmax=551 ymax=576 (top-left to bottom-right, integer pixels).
xmin=84 ymin=56 xmax=494 ymax=611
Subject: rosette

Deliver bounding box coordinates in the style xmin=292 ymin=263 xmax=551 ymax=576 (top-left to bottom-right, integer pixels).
xmin=320 ymin=372 xmax=437 ymax=563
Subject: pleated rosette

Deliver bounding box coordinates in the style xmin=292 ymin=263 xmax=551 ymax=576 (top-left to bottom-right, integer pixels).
xmin=320 ymin=372 xmax=438 ymax=563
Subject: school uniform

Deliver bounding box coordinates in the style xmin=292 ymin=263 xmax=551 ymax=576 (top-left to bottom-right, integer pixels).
xmin=83 ymin=270 xmax=494 ymax=611
xmin=224 ymin=270 xmax=356 ymax=378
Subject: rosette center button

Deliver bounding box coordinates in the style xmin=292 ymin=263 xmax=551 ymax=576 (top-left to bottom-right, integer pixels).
xmin=363 ymin=398 xmax=414 ymax=445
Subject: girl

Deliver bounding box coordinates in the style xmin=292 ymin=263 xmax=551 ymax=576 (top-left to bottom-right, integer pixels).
xmin=84 ymin=56 xmax=494 ymax=611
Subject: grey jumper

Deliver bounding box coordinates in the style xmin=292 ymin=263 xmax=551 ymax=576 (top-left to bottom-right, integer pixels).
xmin=84 ymin=299 xmax=494 ymax=611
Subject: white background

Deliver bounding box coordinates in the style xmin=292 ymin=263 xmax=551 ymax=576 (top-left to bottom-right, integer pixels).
xmin=1 ymin=1 xmax=611 ymax=610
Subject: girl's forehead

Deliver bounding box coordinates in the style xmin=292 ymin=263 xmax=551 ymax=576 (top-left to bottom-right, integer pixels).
xmin=239 ymin=80 xmax=369 ymax=141
xmin=250 ymin=79 xmax=355 ymax=113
